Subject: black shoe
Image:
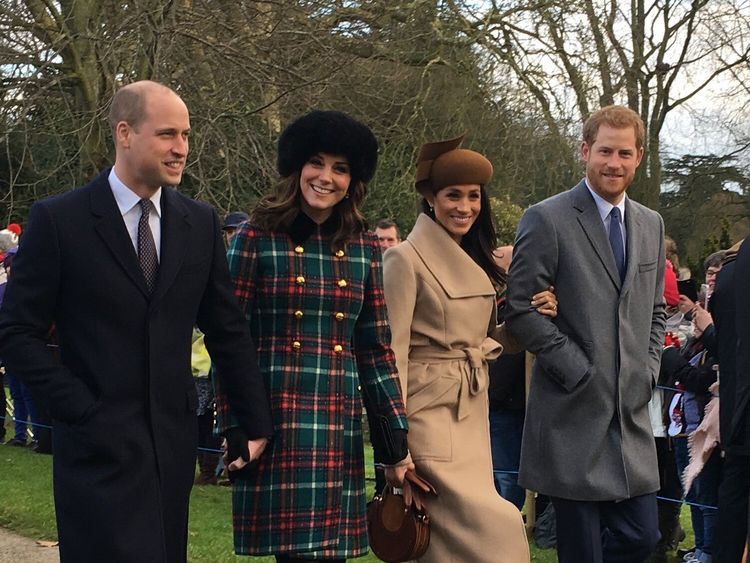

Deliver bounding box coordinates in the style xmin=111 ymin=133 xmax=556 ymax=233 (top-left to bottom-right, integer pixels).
xmin=671 ymin=524 xmax=686 ymax=549
xmin=27 ymin=440 xmax=39 ymax=452
xmin=5 ymin=438 xmax=27 ymax=447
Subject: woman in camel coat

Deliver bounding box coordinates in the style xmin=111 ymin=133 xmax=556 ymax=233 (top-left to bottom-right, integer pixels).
xmin=383 ymin=135 xmax=556 ymax=563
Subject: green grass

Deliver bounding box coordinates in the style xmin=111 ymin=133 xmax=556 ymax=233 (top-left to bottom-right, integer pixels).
xmin=0 ymin=433 xmax=693 ymax=562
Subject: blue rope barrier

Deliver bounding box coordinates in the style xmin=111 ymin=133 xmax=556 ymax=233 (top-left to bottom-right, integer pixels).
xmin=2 ymin=414 xmax=53 ymax=430
xmin=2 ymin=418 xmax=720 ymax=510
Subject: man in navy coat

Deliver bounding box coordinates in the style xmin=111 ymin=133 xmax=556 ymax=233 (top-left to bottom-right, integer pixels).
xmin=0 ymin=81 xmax=273 ymax=562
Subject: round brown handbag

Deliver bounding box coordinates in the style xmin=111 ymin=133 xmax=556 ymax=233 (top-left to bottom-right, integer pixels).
xmin=366 ymin=471 xmax=436 ymax=563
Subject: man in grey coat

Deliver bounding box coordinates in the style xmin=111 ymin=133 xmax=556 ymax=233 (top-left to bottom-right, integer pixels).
xmin=506 ymin=105 xmax=666 ymax=563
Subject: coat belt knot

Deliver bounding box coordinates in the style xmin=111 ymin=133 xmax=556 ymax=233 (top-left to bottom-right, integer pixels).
xmin=457 ymin=338 xmax=502 ymax=420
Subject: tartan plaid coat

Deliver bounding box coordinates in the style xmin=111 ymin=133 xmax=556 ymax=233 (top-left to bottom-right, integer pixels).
xmin=216 ymin=212 xmax=408 ymax=558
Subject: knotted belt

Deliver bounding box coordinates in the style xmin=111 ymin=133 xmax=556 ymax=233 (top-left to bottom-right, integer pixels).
xmin=409 ymin=338 xmax=502 ymax=420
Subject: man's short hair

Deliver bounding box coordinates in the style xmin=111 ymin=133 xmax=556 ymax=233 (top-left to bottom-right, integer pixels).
xmin=704 ymin=250 xmax=726 ymax=272
xmin=375 ymin=219 xmax=400 ymax=238
xmin=583 ymin=105 xmax=645 ymax=150
xmin=108 ymin=88 xmax=147 ymax=135
xmin=107 ymin=81 xmax=172 ymax=135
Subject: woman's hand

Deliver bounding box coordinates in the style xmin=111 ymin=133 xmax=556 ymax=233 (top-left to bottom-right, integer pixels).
xmin=531 ymin=286 xmax=557 ymax=317
xmin=223 ymin=435 xmax=268 ymax=471
xmin=384 ymin=453 xmax=415 ymax=488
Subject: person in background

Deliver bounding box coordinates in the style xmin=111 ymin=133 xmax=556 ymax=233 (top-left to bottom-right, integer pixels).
xmin=0 ymin=228 xmax=19 ymax=285
xmin=1 ymin=246 xmax=39 ymax=448
xmin=192 ymin=329 xmax=220 ymax=485
xmin=660 ymin=295 xmax=721 ymax=563
xmin=679 ymin=251 xmax=725 ymax=315
xmin=384 ymin=134 xmax=558 ymax=562
xmin=0 ymin=225 xmax=20 ymax=443
xmin=222 ymin=211 xmax=249 ymax=246
xmin=488 ymin=245 xmax=527 ymax=510
xmin=647 ymin=236 xmax=687 ymax=563
xmin=0 ymin=238 xmax=12 ymax=443
xmin=710 ymin=238 xmax=749 ymax=563
xmin=216 ymin=110 xmax=410 ymax=562
xmin=374 ymin=218 xmax=400 ymax=250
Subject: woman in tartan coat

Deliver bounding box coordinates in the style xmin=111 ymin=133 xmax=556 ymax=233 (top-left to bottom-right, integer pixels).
xmin=215 ymin=111 xmax=411 ymax=562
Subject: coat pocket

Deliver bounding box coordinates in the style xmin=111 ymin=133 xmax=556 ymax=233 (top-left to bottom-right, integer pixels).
xmin=408 ymin=408 xmax=453 ymax=462
xmin=638 ymin=260 xmax=657 ymax=272
xmin=405 ymin=364 xmax=458 ymax=462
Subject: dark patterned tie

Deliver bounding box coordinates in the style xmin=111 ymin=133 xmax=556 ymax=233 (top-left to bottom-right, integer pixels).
xmin=608 ymin=207 xmax=626 ymax=283
xmin=138 ymin=199 xmax=159 ymax=292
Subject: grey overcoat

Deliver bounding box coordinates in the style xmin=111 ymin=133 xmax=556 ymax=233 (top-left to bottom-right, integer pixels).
xmin=505 ymin=181 xmax=666 ymax=501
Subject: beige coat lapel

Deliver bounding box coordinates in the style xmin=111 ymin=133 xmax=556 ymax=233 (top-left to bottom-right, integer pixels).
xmin=406 ymin=213 xmax=495 ymax=299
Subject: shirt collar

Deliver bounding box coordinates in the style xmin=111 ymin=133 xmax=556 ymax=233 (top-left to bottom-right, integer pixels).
xmin=109 ymin=168 xmax=162 ymax=218
xmin=584 ymin=177 xmax=625 ymax=223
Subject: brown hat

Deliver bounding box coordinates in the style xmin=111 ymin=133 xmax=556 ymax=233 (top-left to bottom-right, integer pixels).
xmin=415 ymin=133 xmax=493 ymax=196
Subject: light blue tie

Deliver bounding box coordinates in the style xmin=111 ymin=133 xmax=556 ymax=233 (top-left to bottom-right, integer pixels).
xmin=609 ymin=207 xmax=625 ymax=283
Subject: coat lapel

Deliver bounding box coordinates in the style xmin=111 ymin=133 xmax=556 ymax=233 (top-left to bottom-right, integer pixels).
xmin=149 ymin=187 xmax=190 ymax=307
xmin=571 ymin=181 xmax=621 ymax=290
xmin=407 ymin=213 xmax=495 ymax=298
xmin=89 ymin=170 xmax=151 ymax=298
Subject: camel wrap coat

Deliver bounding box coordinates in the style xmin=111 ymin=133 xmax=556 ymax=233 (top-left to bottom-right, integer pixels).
xmin=383 ymin=213 xmax=530 ymax=563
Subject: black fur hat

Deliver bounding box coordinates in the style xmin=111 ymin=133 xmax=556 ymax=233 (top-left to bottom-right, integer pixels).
xmin=277 ymin=110 xmax=378 ymax=184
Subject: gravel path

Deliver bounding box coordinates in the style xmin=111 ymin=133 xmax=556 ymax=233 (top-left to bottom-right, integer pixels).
xmin=0 ymin=528 xmax=59 ymax=563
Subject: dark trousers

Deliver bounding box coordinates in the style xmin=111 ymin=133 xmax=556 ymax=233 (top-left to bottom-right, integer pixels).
xmin=714 ymin=451 xmax=750 ymax=563
xmin=551 ymin=493 xmax=659 ymax=563
xmin=6 ymin=372 xmax=37 ymax=442
xmin=653 ymin=437 xmax=682 ymax=551
xmin=490 ymin=408 xmax=526 ymax=510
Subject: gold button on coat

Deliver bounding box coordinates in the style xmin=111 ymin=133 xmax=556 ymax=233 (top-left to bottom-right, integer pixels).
xmin=294 ymin=246 xmax=304 ymax=253
xmin=294 ymin=310 xmax=304 ymax=319
xmin=335 ymin=312 xmax=345 ymax=321
xmin=335 ymin=250 xmax=345 ymax=257
xmin=292 ymin=341 xmax=301 ymax=350
xmin=333 ymin=344 xmax=343 ymax=353
xmin=296 ymin=276 xmax=305 ymax=285
xmin=338 ymin=279 xmax=347 ymax=288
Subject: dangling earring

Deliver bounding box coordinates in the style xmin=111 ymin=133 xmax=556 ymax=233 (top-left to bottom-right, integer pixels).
xmin=344 ymin=192 xmax=350 ymax=199
xmin=429 ymin=204 xmax=434 ymax=213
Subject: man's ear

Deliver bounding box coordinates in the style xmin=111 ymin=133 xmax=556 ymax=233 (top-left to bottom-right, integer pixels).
xmin=580 ymin=140 xmax=590 ymax=162
xmin=635 ymin=146 xmax=645 ymax=167
xmin=115 ymin=121 xmax=131 ymax=148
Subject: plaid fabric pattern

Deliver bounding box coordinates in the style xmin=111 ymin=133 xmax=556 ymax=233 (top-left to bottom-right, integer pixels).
xmin=217 ymin=222 xmax=407 ymax=558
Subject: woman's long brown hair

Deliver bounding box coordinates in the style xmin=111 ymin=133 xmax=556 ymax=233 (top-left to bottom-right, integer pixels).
xmin=252 ymin=173 xmax=368 ymax=250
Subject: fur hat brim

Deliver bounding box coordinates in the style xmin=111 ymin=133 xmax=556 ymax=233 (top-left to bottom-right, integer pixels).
xmin=277 ymin=110 xmax=378 ymax=184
